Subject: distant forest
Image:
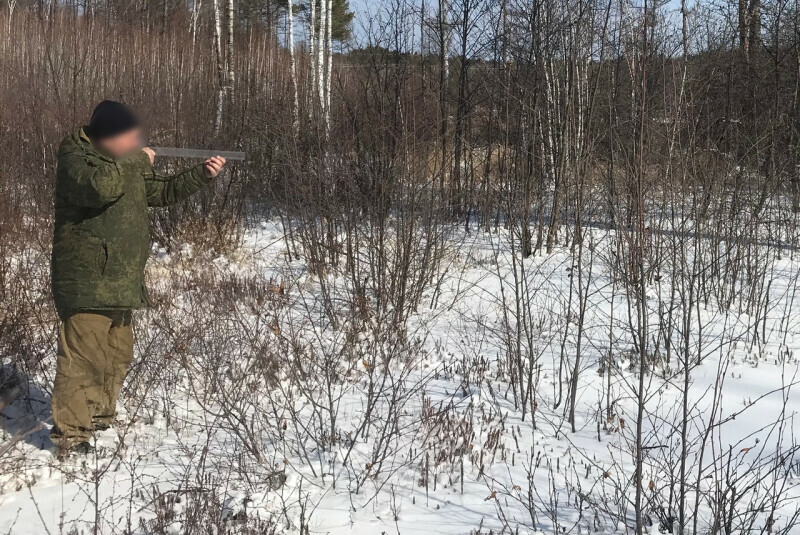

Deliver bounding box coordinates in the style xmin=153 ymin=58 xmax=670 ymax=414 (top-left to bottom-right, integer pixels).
xmin=1 ymin=0 xmax=798 ymax=254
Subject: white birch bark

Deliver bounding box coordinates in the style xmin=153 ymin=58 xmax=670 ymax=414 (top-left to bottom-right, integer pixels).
xmin=212 ymin=0 xmax=225 ymax=134
xmin=227 ymin=0 xmax=235 ymax=94
xmin=420 ymin=0 xmax=426 ymax=55
xmin=324 ymin=0 xmax=332 ymax=134
xmin=287 ymin=1 xmax=300 ymax=137
xmin=191 ymin=0 xmax=202 ymax=46
xmin=317 ymin=0 xmax=327 ymax=118
xmin=7 ymin=0 xmax=17 ymax=39
xmin=439 ymin=0 xmax=450 ymax=88
xmin=308 ymin=0 xmax=317 ymax=119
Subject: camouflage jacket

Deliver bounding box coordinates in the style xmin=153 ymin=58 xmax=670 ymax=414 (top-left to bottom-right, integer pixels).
xmin=51 ymin=128 xmax=211 ymax=318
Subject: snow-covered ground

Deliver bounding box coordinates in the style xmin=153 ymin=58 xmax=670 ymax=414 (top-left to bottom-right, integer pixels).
xmin=1 ymin=220 xmax=799 ymax=534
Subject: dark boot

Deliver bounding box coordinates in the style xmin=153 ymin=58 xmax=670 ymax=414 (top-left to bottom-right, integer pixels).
xmin=52 ymin=426 xmax=96 ymax=459
xmin=57 ymin=441 xmax=95 ymax=460
xmin=92 ymin=419 xmax=111 ymax=431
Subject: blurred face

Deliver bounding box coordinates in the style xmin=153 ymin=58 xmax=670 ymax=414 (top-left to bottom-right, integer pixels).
xmin=94 ymin=127 xmax=143 ymax=159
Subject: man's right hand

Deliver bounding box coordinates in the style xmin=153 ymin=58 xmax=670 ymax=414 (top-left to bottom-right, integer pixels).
xmin=203 ymin=156 xmax=227 ymax=178
xmin=142 ymin=147 xmax=155 ymax=165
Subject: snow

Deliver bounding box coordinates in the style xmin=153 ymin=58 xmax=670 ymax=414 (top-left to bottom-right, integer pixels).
xmin=1 ymin=220 xmax=799 ymax=534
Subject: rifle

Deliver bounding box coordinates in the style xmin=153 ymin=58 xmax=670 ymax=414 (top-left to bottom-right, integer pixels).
xmin=151 ymin=147 xmax=246 ymax=161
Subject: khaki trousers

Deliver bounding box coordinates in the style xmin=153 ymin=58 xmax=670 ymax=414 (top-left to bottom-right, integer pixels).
xmin=51 ymin=310 xmax=134 ymax=445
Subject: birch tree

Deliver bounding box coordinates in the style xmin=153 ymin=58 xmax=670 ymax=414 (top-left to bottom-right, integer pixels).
xmin=302 ymin=0 xmax=350 ymax=131
xmin=437 ymin=0 xmax=451 ymax=202
xmin=317 ymin=0 xmax=327 ymax=122
xmin=212 ymin=0 xmax=235 ymax=135
xmin=308 ymin=0 xmax=333 ymax=134
xmin=6 ymin=0 xmax=16 ymax=38
xmin=191 ymin=0 xmax=202 ymax=46
xmin=308 ymin=0 xmax=316 ymax=119
xmin=739 ymin=0 xmax=762 ymax=56
xmin=287 ymin=0 xmax=300 ymax=137
xmin=324 ymin=0 xmax=332 ymax=134
xmin=213 ymin=0 xmax=225 ymax=134
xmin=226 ymin=0 xmax=235 ymax=98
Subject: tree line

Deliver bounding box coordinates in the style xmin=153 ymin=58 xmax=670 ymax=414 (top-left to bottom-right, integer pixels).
xmin=1 ymin=0 xmax=798 ymax=253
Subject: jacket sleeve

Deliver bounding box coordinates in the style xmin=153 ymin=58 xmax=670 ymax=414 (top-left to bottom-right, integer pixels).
xmin=56 ymin=149 xmax=126 ymax=208
xmin=145 ymin=164 xmax=212 ymax=207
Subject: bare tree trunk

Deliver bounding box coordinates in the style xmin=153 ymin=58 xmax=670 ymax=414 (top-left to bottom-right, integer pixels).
xmin=6 ymin=0 xmax=16 ymax=41
xmin=324 ymin=0 xmax=332 ymax=135
xmin=739 ymin=0 xmax=750 ymax=55
xmin=543 ymin=62 xmax=560 ymax=254
xmin=437 ymin=0 xmax=450 ymax=206
xmin=738 ymin=0 xmax=761 ymax=57
xmin=226 ymin=0 xmax=235 ymax=100
xmin=317 ymin=0 xmax=327 ymax=120
xmin=452 ymin=0 xmax=473 ymax=218
xmin=420 ymin=0 xmax=427 ymax=55
xmin=191 ymin=0 xmax=202 ymax=46
xmin=212 ymin=0 xmax=225 ymax=134
xmin=308 ymin=0 xmax=317 ymax=120
xmin=287 ymin=1 xmax=299 ymax=138
xmin=634 ymin=2 xmax=651 ymax=533
xmin=749 ymin=0 xmax=761 ymax=47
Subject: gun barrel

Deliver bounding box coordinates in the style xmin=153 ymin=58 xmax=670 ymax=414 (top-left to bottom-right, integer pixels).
xmin=152 ymin=147 xmax=246 ymax=161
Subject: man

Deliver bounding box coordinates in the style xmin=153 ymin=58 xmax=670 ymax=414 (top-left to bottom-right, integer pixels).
xmin=50 ymin=100 xmax=226 ymax=456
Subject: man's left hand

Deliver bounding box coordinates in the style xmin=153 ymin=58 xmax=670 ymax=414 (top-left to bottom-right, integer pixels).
xmin=204 ymin=156 xmax=227 ymax=178
xmin=142 ymin=147 xmax=156 ymax=165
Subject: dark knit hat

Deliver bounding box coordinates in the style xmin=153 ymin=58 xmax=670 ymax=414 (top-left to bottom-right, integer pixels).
xmin=85 ymin=100 xmax=140 ymax=140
